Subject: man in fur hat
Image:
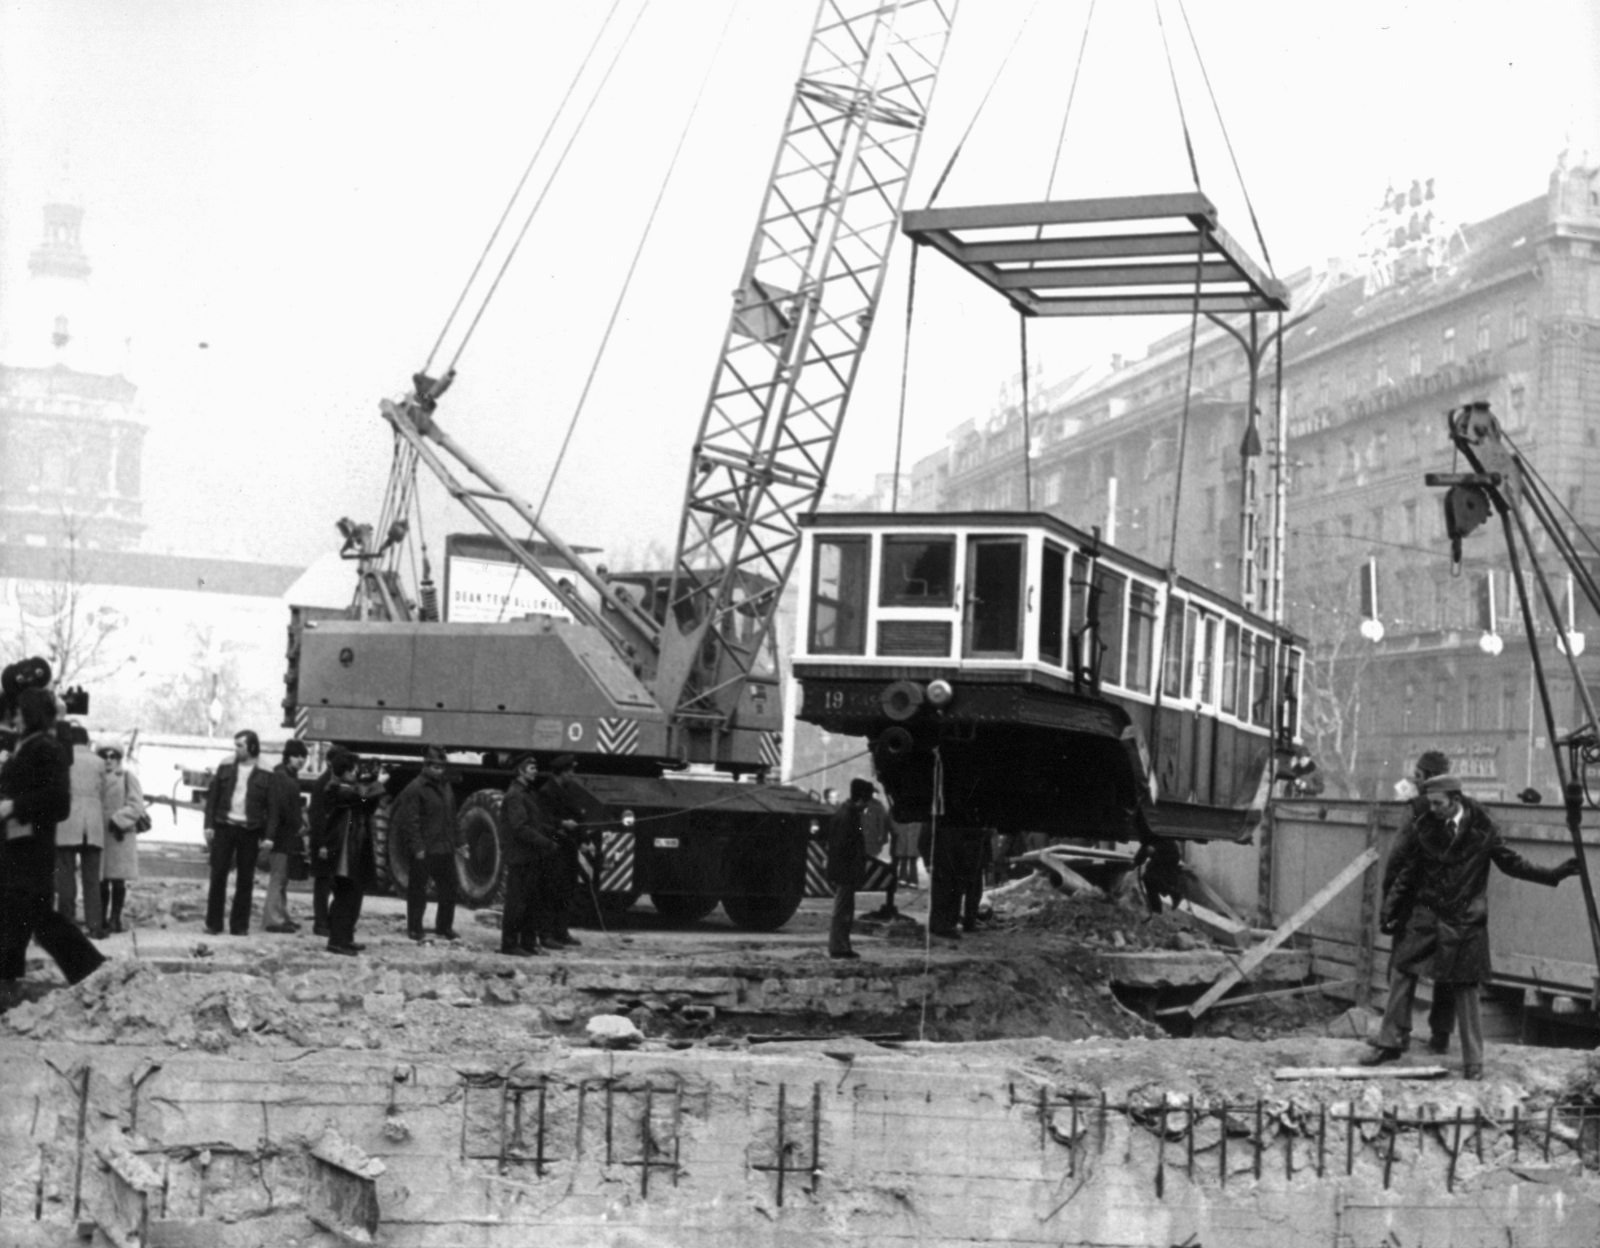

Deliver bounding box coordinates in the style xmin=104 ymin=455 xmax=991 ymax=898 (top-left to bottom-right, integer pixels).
xmin=1361 ymin=771 xmax=1581 ymax=1078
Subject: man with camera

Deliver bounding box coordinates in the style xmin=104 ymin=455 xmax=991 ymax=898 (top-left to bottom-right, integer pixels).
xmin=308 ymin=746 xmax=385 ymax=955
xmin=202 ymin=730 xmax=273 ymax=936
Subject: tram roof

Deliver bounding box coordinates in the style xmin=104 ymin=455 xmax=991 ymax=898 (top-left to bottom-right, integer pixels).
xmin=800 ymin=510 xmax=1302 ymax=642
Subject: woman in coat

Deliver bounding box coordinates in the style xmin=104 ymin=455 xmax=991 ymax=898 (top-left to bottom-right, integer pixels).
xmin=98 ymin=744 xmax=146 ymax=933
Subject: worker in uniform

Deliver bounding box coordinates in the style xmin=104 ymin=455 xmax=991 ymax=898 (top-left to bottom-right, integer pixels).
xmin=825 ymin=779 xmax=874 ymax=959
xmin=539 ymin=755 xmax=587 ymax=947
xmin=202 ymin=730 xmax=273 ymax=937
xmin=1379 ymin=748 xmax=1458 ymax=1055
xmin=262 ymin=739 xmax=308 ymax=933
xmin=392 ymin=746 xmax=462 ymax=943
xmin=1132 ymin=827 xmax=1186 ymax=915
xmin=958 ymin=826 xmax=993 ymax=932
xmin=1362 ymin=772 xmax=1581 ymax=1078
xmin=500 ymin=754 xmax=557 ymax=957
xmin=919 ymin=816 xmax=964 ymax=940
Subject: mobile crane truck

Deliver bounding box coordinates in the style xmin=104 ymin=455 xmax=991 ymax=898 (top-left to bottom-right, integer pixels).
xmin=282 ymin=1 xmax=959 ymax=928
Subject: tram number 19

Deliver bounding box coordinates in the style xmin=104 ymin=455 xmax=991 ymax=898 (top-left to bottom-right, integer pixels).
xmin=822 ymin=690 xmax=846 ymax=711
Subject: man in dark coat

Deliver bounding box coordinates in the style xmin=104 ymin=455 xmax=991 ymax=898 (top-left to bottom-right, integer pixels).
xmin=1378 ymin=748 xmax=1457 ymax=1054
xmin=1362 ymin=772 xmax=1581 ymax=1078
xmin=500 ymin=755 xmax=560 ymax=956
xmin=262 ymin=740 xmax=308 ymax=933
xmin=308 ymin=747 xmax=383 ymax=955
xmin=825 ymin=779 xmax=874 ymax=959
xmin=0 ymin=689 xmax=105 ymax=985
xmin=202 ymin=729 xmax=274 ymax=936
xmin=918 ymin=816 xmax=964 ymax=940
xmin=539 ymin=755 xmax=588 ymax=947
xmin=391 ymin=746 xmax=461 ymax=942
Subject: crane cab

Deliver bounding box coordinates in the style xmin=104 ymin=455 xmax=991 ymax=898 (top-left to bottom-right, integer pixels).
xmin=792 ymin=512 xmax=1305 ymax=841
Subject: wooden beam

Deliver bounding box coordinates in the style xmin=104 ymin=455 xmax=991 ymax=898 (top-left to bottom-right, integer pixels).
xmin=1273 ymin=1065 xmax=1448 ymax=1081
xmin=990 ymin=261 xmax=1245 ymax=290
xmin=1187 ymin=847 xmax=1380 ymax=1019
xmin=957 ymin=232 xmax=1212 ymax=264
xmin=1155 ymin=977 xmax=1356 ymax=1017
xmin=1028 ymin=293 xmax=1284 ymax=317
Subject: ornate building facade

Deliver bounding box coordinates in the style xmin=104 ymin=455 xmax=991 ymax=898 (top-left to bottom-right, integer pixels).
xmin=909 ymin=161 xmax=1600 ymax=801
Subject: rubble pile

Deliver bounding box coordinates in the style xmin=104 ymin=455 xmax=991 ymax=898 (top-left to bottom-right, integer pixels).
xmin=987 ymin=869 xmax=1214 ymax=952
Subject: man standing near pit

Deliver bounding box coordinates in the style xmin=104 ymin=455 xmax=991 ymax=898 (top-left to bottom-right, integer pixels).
xmin=500 ymin=754 xmax=557 ymax=957
xmin=203 ymin=730 xmax=273 ymax=937
xmin=825 ymin=779 xmax=874 ymax=959
xmin=263 ymin=740 xmax=308 ymax=934
xmin=540 ymin=755 xmax=587 ymax=948
xmin=1361 ymin=772 xmax=1582 ymax=1078
xmin=392 ymin=746 xmax=461 ymax=943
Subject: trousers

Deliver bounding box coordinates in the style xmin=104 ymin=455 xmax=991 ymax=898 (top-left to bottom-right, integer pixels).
xmin=0 ymin=881 xmax=106 ymax=985
xmin=207 ymin=823 xmax=260 ymax=934
xmin=327 ymin=876 xmax=364 ymax=947
xmin=828 ymin=880 xmax=857 ymax=955
xmin=406 ymin=852 xmax=458 ymax=934
xmin=55 ymin=845 xmax=104 ymax=930
xmin=1376 ymin=974 xmax=1483 ymax=1072
xmin=263 ymin=851 xmax=294 ymax=927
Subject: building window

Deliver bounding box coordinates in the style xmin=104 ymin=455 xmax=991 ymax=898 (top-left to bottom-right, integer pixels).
xmin=1370 ymin=506 xmax=1385 ymax=541
xmin=1342 ymin=437 xmax=1358 ymax=477
xmin=1501 ymin=681 xmax=1518 ymax=729
xmin=1403 ymin=500 xmax=1418 ymax=544
xmin=1408 ymin=340 xmax=1422 ymax=377
xmin=1375 ymin=351 xmax=1390 ymax=387
xmin=1476 ymin=313 xmax=1492 ymax=354
xmin=1339 ymin=513 xmax=1355 ymax=538
xmin=1317 ymin=373 xmax=1330 ymax=408
xmin=1442 ymin=325 xmax=1456 ymax=363
xmin=1511 ymin=300 xmax=1529 ymax=342
xmin=1344 ymin=366 xmax=1358 ymax=399
xmin=1433 ymin=680 xmax=1448 ymax=732
xmin=1204 ymin=485 xmax=1218 ymax=531
xmin=1374 ymin=429 xmax=1389 ymax=467
xmin=1042 ymin=472 xmax=1063 ymax=506
xmin=1466 ymin=676 xmax=1481 ymax=729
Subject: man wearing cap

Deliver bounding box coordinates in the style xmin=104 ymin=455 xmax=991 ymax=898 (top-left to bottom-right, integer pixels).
xmin=1379 ymin=748 xmax=1457 ymax=1054
xmin=540 ymin=755 xmax=586 ymax=947
xmin=500 ymin=755 xmax=557 ymax=957
xmin=1362 ymin=771 xmax=1582 ymax=1078
xmin=262 ymin=741 xmax=309 ymax=933
xmin=391 ymin=746 xmax=462 ymax=942
xmin=824 ymin=779 xmax=875 ymax=959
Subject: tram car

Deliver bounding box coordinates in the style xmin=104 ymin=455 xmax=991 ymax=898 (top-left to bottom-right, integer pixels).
xmin=792 ymin=512 xmax=1307 ymax=843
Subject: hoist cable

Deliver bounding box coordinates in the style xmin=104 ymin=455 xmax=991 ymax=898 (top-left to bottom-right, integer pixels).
xmin=496 ymin=0 xmax=739 ymax=621
xmin=1173 ymin=0 xmax=1272 ymax=274
xmin=1019 ymin=314 xmax=1032 ymax=509
xmin=925 ymin=0 xmax=1044 ymax=207
xmin=1042 ymin=0 xmax=1097 ymax=201
xmin=1502 ymin=426 xmax=1600 ymax=565
xmin=445 ymin=0 xmax=653 ymax=377
xmin=423 ymin=0 xmax=629 ymax=374
xmin=890 ymin=243 xmax=921 ymax=512
xmin=1152 ymin=0 xmax=1201 ymax=193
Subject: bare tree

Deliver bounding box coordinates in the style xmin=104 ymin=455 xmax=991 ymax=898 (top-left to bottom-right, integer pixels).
xmin=143 ymin=623 xmax=254 ymax=736
xmin=1 ymin=514 xmax=127 ymax=687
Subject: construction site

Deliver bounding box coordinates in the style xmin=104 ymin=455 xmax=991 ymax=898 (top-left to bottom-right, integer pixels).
xmin=4 ymin=1 xmax=1600 ymax=1245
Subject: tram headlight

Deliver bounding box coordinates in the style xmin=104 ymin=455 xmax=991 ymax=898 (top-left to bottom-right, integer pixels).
xmin=925 ymin=679 xmax=954 ymax=708
xmin=621 ymin=809 xmax=636 ymax=828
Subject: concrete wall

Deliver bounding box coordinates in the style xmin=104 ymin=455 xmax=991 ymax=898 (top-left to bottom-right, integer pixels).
xmin=3 ymin=1039 xmax=1599 ymax=1247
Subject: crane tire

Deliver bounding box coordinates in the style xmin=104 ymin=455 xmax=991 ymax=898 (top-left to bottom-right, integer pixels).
xmin=455 ymin=789 xmax=507 ymax=909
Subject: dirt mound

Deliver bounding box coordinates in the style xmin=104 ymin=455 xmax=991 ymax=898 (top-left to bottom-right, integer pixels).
xmin=987 ymin=871 xmax=1215 ymax=951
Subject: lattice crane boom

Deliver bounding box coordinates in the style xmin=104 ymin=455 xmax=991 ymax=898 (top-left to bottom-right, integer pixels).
xmin=654 ymin=0 xmax=959 ymax=739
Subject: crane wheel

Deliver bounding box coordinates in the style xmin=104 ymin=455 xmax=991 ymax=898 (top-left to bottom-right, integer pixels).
xmin=650 ymin=893 xmax=719 ymax=927
xmin=370 ymin=797 xmax=411 ymax=896
xmin=722 ymin=890 xmax=803 ymax=932
xmin=455 ymin=789 xmax=507 ymax=908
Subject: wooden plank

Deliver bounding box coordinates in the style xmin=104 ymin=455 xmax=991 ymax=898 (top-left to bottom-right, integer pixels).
xmin=1155 ymin=978 xmax=1356 ymax=1017
xmin=902 ymin=192 xmax=1217 ymax=234
xmin=1273 ymin=1065 xmax=1448 ymax=1081
xmin=991 ymin=261 xmax=1244 ymax=290
xmin=1187 ymin=847 xmax=1379 ymax=1019
xmin=959 ymin=232 xmax=1210 ymax=264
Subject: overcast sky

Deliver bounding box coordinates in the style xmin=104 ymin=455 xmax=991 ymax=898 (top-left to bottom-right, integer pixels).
xmin=1 ymin=0 xmax=1595 ymax=571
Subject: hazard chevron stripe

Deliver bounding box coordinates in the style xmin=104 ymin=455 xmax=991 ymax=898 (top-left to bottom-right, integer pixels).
xmin=758 ymin=731 xmax=782 ymax=769
xmin=805 ymin=841 xmax=830 ymax=897
xmin=293 ymin=707 xmax=309 ymax=739
xmin=597 ymin=717 xmax=640 ymax=755
xmin=599 ymin=830 xmax=634 ymax=892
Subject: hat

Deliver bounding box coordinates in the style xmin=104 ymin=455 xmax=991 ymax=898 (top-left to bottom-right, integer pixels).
xmin=1421 ymin=773 xmax=1463 ymax=794
xmin=850 ymin=778 xmax=875 ymax=799
xmin=512 ymin=752 xmax=540 ymax=772
xmin=95 ymin=743 xmax=124 ymax=761
xmin=1414 ymin=750 xmax=1450 ymax=779
xmin=550 ymin=754 xmax=577 ymax=773
xmin=423 ymin=745 xmax=448 ymax=764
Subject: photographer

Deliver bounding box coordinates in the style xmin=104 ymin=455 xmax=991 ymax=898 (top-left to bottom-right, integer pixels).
xmin=308 ymin=746 xmax=384 ymax=955
xmin=0 ymin=689 xmax=106 ymax=985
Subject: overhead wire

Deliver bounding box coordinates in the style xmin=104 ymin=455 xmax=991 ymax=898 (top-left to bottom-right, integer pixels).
xmin=422 ymin=0 xmax=630 ymax=376
xmin=443 ymin=0 xmax=653 ymax=378
xmin=495 ymin=0 xmax=741 ymax=621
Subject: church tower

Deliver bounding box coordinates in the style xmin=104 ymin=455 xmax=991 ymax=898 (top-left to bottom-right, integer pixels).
xmin=0 ymin=198 xmax=146 ymax=551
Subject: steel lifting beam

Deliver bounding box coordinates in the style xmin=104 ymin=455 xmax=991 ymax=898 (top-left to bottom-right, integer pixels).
xmin=657 ymin=0 xmax=959 ymax=732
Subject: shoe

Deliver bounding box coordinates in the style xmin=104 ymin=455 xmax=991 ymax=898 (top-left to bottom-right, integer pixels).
xmin=204 ymin=926 xmax=223 ymax=936
xmin=499 ymin=946 xmax=535 ymax=958
xmin=552 ymin=933 xmax=581 ymax=947
xmin=326 ymin=943 xmax=359 ymax=956
xmin=312 ymin=924 xmax=330 ymax=938
xmin=435 ymin=929 xmax=461 ymax=942
xmin=1426 ymin=1034 xmax=1450 ymax=1055
xmin=829 ymin=949 xmax=861 ymax=960
xmin=349 ymin=942 xmax=366 ymax=952
xmin=1358 ymin=1046 xmax=1403 ymax=1067
xmin=928 ymin=926 xmax=961 ymax=940
xmin=109 ymin=919 xmax=124 ymax=934
xmin=407 ymin=929 xmax=426 ymax=943
xmin=265 ymin=923 xmax=297 ymax=934
xmin=1462 ymin=1067 xmax=1484 ymax=1081
xmin=961 ymin=922 xmax=977 ymax=933
xmin=88 ymin=927 xmax=110 ymax=940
